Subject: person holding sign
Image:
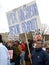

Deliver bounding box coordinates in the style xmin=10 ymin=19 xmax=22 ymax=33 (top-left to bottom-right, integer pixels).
xmin=31 ymin=35 xmax=49 ymax=65
xmin=25 ymin=39 xmax=34 ymax=65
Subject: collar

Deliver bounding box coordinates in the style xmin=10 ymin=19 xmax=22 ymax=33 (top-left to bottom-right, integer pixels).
xmin=35 ymin=48 xmax=42 ymax=52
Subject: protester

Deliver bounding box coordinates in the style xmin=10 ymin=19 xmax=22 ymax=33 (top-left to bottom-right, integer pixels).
xmin=7 ymin=41 xmax=15 ymax=65
xmin=13 ymin=40 xmax=22 ymax=65
xmin=0 ymin=34 xmax=10 ymax=65
xmin=45 ymin=43 xmax=49 ymax=55
xmin=31 ymin=39 xmax=49 ymax=65
xmin=20 ymin=42 xmax=26 ymax=65
xmin=25 ymin=39 xmax=34 ymax=65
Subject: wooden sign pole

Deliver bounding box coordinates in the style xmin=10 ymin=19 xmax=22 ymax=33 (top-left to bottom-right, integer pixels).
xmin=25 ymin=33 xmax=32 ymax=64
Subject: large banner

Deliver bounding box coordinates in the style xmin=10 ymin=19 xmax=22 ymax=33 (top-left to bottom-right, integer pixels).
xmin=6 ymin=1 xmax=41 ymax=36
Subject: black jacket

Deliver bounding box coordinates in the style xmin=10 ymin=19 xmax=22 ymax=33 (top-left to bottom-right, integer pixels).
xmin=31 ymin=48 xmax=49 ymax=65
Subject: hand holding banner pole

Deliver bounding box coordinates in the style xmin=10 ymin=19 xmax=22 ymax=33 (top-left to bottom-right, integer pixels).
xmin=25 ymin=33 xmax=32 ymax=64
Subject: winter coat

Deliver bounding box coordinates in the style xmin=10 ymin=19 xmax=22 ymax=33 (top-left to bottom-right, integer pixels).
xmin=13 ymin=45 xmax=22 ymax=62
xmin=0 ymin=43 xmax=10 ymax=65
xmin=31 ymin=48 xmax=49 ymax=65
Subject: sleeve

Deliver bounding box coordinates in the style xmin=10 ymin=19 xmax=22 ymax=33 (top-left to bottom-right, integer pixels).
xmin=0 ymin=48 xmax=2 ymax=65
xmin=6 ymin=48 xmax=10 ymax=65
xmin=7 ymin=54 xmax=10 ymax=65
xmin=18 ymin=45 xmax=22 ymax=54
xmin=0 ymin=47 xmax=7 ymax=65
xmin=43 ymin=51 xmax=49 ymax=65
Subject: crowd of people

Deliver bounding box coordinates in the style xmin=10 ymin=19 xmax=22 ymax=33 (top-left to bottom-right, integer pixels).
xmin=0 ymin=34 xmax=49 ymax=65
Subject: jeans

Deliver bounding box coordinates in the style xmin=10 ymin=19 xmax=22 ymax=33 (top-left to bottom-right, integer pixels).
xmin=20 ymin=51 xmax=25 ymax=65
xmin=15 ymin=56 xmax=20 ymax=65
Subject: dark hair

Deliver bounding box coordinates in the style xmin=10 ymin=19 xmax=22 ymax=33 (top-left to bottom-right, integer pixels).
xmin=28 ymin=39 xmax=34 ymax=44
xmin=15 ymin=40 xmax=20 ymax=44
xmin=0 ymin=34 xmax=3 ymax=43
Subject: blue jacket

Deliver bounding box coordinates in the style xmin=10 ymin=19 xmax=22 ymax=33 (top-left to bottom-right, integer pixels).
xmin=0 ymin=43 xmax=10 ymax=65
xmin=31 ymin=48 xmax=49 ymax=65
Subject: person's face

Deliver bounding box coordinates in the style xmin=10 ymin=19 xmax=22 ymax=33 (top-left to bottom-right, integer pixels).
xmin=14 ymin=41 xmax=19 ymax=46
xmin=36 ymin=41 xmax=42 ymax=48
xmin=46 ymin=48 xmax=49 ymax=53
xmin=8 ymin=42 xmax=12 ymax=47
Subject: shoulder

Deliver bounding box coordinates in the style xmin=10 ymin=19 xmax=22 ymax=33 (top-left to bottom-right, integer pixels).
xmin=0 ymin=44 xmax=8 ymax=52
xmin=31 ymin=48 xmax=35 ymax=54
xmin=41 ymin=49 xmax=47 ymax=54
xmin=41 ymin=49 xmax=49 ymax=58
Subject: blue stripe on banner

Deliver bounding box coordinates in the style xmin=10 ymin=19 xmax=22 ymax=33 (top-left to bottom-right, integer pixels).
xmin=9 ymin=24 xmax=20 ymax=35
xmin=21 ymin=18 xmax=37 ymax=33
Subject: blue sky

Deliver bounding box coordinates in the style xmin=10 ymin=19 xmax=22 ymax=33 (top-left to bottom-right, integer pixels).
xmin=0 ymin=0 xmax=49 ymax=33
